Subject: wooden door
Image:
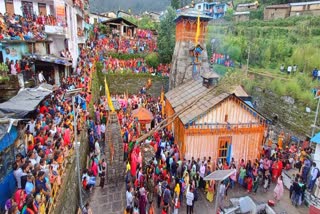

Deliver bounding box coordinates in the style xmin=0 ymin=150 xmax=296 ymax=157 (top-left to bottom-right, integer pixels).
xmin=38 ymin=3 xmax=47 ymax=16
xmin=5 ymin=0 xmax=14 ymax=16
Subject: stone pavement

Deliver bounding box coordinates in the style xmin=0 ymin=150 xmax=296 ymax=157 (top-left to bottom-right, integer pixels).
xmin=89 ymin=177 xmax=310 ymax=214
xmin=89 ymin=182 xmax=126 ymax=214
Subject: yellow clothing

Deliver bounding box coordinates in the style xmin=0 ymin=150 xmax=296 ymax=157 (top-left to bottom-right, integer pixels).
xmin=174 ymin=184 xmax=180 ymax=197
xmin=126 ymin=162 xmax=131 ymax=172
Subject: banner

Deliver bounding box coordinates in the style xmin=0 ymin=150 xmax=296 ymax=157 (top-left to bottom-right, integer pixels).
xmin=55 ymin=0 xmax=66 ymax=27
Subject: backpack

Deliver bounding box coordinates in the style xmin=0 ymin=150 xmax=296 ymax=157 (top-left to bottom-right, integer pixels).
xmin=316 ymin=168 xmax=320 ymax=178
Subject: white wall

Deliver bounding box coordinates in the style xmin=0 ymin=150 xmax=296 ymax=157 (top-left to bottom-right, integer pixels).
xmin=33 ymin=2 xmax=39 ymax=16
xmin=0 ymin=1 xmax=6 ymax=14
xmin=13 ymin=0 xmax=22 ymax=15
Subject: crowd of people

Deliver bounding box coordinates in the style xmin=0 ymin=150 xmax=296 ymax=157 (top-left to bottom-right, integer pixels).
xmin=103 ymin=57 xmax=170 ymax=76
xmin=3 ymin=23 xmax=99 ymax=212
xmin=210 ymin=53 xmax=234 ymax=67
xmin=0 ymin=12 xmax=57 ymax=41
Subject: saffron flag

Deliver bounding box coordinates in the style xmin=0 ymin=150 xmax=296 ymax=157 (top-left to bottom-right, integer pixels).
xmin=195 ymin=12 xmax=201 ymax=44
xmin=104 ymin=77 xmax=115 ymax=112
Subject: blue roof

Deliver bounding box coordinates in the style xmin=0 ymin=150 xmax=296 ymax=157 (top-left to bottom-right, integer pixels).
xmin=245 ymin=101 xmax=254 ymax=108
xmin=311 ymin=132 xmax=320 ymax=144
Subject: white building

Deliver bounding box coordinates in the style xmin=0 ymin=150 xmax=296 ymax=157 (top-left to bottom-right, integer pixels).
xmin=0 ymin=0 xmax=89 ymax=69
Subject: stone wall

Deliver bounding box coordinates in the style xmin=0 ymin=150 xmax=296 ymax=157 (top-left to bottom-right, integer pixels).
xmin=0 ymin=75 xmax=20 ymax=103
xmin=250 ymin=86 xmax=314 ymax=139
xmin=169 ymin=41 xmax=210 ymax=89
xmin=53 ymin=131 xmax=89 ymax=214
xmin=105 ymin=74 xmax=169 ymax=97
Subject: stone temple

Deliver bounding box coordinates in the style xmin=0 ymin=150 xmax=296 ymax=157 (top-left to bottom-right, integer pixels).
xmin=169 ymin=8 xmax=213 ymax=89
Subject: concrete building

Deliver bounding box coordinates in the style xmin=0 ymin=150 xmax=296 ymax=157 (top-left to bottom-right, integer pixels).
xmin=194 ymin=1 xmax=230 ymax=19
xmin=89 ymin=12 xmax=111 ymax=24
xmin=101 ymin=17 xmax=138 ymax=37
xmin=264 ymin=4 xmax=290 ymax=20
xmin=236 ymin=1 xmax=259 ymax=12
xmin=263 ymin=1 xmax=320 ymax=20
xmin=0 ymin=0 xmax=89 ymax=69
xmin=289 ymin=1 xmax=320 ymax=16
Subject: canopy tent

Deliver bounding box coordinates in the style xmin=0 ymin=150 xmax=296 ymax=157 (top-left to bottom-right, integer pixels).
xmin=204 ymin=169 xmax=237 ymax=214
xmin=132 ymin=107 xmax=154 ymax=124
xmin=204 ymin=169 xmax=236 ymax=181
xmin=311 ymin=132 xmax=320 ymax=144
xmin=0 ymin=88 xmax=52 ymax=118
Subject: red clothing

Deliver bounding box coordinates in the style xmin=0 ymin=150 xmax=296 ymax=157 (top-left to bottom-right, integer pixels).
xmin=39 ymin=105 xmax=48 ymax=114
xmin=247 ymin=177 xmax=253 ymax=192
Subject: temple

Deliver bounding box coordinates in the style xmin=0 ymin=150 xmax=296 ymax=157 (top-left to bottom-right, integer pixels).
xmin=169 ymin=8 xmax=213 ymax=89
xmin=165 ymin=74 xmax=268 ymax=166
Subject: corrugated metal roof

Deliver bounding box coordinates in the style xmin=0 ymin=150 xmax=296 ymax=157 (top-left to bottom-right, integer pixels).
xmin=204 ymin=169 xmax=237 ymax=181
xmin=265 ymin=4 xmax=290 ymax=9
xmin=290 ymin=1 xmax=320 ymax=6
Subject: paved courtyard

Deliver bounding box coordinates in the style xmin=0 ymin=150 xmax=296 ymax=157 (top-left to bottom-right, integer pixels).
xmin=89 ymin=176 xmax=309 ymax=214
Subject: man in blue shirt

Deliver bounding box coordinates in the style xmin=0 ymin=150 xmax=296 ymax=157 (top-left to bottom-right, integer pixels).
xmin=25 ymin=174 xmax=35 ymax=195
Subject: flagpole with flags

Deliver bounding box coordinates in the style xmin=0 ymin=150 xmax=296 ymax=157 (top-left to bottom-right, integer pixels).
xmin=104 ymin=77 xmax=115 ymax=112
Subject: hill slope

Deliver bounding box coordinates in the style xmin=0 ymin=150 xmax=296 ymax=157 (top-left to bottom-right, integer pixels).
xmin=89 ymin=0 xmax=171 ymax=13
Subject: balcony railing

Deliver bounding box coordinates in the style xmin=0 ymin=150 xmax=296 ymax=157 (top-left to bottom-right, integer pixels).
xmin=44 ymin=25 xmax=66 ymax=35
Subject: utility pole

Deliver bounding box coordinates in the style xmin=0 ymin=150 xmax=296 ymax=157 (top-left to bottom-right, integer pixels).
xmin=246 ymin=44 xmax=250 ymax=77
xmin=312 ymin=95 xmax=320 ymax=137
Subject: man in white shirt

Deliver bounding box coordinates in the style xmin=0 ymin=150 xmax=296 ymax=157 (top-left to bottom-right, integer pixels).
xmin=126 ymin=186 xmax=134 ymax=212
xmin=38 ymin=71 xmax=46 ymax=83
xmin=199 ymin=162 xmax=206 ymax=189
xmin=95 ymin=140 xmax=101 ymax=160
xmin=186 ymin=187 xmax=194 ymax=214
xmin=308 ymin=162 xmax=319 ymax=191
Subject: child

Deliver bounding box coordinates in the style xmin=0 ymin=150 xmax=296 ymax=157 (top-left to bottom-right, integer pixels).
xmin=247 ymin=176 xmax=253 ymax=193
xmin=264 ymin=171 xmax=271 ymax=192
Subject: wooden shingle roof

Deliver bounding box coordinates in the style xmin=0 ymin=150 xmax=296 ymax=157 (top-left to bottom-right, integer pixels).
xmin=165 ymin=80 xmax=264 ymax=125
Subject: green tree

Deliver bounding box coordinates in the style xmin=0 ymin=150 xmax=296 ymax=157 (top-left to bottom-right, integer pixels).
xmin=158 ymin=6 xmax=176 ymax=64
xmin=171 ymin=0 xmax=180 ymax=9
xmin=145 ymin=53 xmax=160 ymax=68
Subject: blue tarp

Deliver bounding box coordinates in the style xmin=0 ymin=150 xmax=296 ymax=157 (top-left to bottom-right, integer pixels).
xmin=311 ymin=132 xmax=320 ymax=144
xmin=0 ymin=172 xmax=16 ymax=209
xmin=245 ymin=101 xmax=254 ymax=108
xmin=0 ymin=126 xmax=17 ymax=152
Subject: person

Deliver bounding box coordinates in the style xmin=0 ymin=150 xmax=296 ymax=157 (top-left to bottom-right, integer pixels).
xmin=238 ymin=166 xmax=246 ymax=186
xmin=126 ymin=186 xmax=134 ymax=213
xmin=308 ymin=162 xmax=319 ymax=192
xmin=173 ymin=194 xmax=180 ymax=214
xmin=274 ymin=176 xmax=284 ymax=202
xmin=38 ymin=71 xmax=46 ymax=83
xmin=315 ymin=176 xmax=320 ymax=198
xmin=186 ymin=187 xmax=194 ymax=214
xmin=219 ymin=181 xmax=226 ymax=209
xmin=287 ymin=65 xmax=292 ymax=75
xmin=280 ymin=64 xmax=284 ymax=72
xmin=206 ymin=179 xmax=215 ymax=202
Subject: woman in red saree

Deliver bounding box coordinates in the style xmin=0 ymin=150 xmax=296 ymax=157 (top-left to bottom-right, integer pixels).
xmin=271 ymin=160 xmax=279 ymax=182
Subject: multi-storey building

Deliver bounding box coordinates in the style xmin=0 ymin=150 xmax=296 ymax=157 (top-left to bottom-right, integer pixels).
xmin=0 ymin=0 xmax=89 ymax=69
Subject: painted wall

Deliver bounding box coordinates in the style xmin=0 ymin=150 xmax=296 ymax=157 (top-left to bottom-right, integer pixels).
xmin=0 ymin=43 xmax=29 ymax=63
xmin=195 ymin=98 xmax=260 ymax=125
xmin=13 ymin=0 xmax=22 ymax=15
xmin=0 ymin=1 xmax=6 ymax=14
xmin=184 ymin=131 xmax=263 ymax=164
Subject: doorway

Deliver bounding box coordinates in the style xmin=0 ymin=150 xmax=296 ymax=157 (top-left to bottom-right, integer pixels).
xmin=5 ymin=0 xmax=14 ymax=16
xmin=218 ymin=137 xmax=232 ymax=164
xmin=38 ymin=3 xmax=47 ymax=16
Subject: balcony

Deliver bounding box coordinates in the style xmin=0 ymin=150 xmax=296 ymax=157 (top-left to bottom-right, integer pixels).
xmin=77 ymin=36 xmax=86 ymax=44
xmin=44 ymin=25 xmax=66 ymax=36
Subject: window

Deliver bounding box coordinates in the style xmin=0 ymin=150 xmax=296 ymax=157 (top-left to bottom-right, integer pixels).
xmin=21 ymin=1 xmax=33 ymax=19
xmin=5 ymin=0 xmax=14 ymax=16
xmin=218 ymin=138 xmax=229 ymax=162
xmin=38 ymin=3 xmax=47 ymax=16
xmin=224 ymin=114 xmax=228 ymax=122
xmin=198 ymin=5 xmax=201 ymax=10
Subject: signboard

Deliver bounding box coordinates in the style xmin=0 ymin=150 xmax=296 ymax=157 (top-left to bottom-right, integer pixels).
xmin=55 ymin=0 xmax=66 ymax=27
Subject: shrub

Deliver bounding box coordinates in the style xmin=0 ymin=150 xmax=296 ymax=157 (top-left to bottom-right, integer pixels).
xmin=270 ymin=79 xmax=286 ymax=96
xmin=145 ymin=53 xmax=160 ymax=68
